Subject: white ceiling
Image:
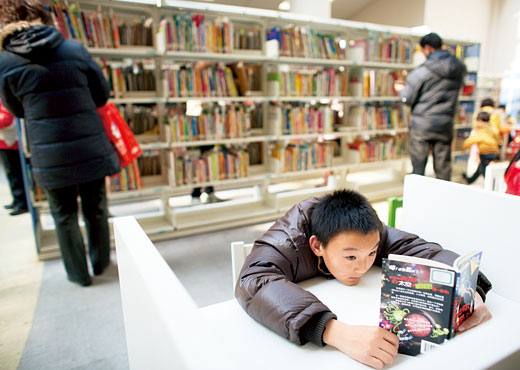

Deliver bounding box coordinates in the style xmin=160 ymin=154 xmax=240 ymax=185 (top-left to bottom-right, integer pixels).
xmin=181 ymin=0 xmax=378 ymax=20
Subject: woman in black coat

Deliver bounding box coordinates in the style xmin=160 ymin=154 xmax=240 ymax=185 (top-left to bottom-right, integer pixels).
xmin=0 ymin=0 xmax=120 ymax=286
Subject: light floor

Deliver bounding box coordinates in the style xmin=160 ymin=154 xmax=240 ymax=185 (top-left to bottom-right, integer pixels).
xmin=0 ymin=165 xmax=483 ymax=369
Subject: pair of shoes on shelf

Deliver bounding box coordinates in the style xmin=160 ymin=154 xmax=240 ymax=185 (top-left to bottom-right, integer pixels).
xmin=207 ymin=193 xmax=225 ymax=203
xmin=9 ymin=206 xmax=28 ymax=216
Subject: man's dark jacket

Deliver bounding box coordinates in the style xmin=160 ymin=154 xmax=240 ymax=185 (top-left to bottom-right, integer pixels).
xmin=235 ymin=197 xmax=492 ymax=347
xmin=399 ymin=49 xmax=466 ymax=134
xmin=0 ymin=22 xmax=119 ymax=189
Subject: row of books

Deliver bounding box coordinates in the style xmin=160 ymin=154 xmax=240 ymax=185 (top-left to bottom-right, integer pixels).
xmin=166 ymin=103 xmax=254 ymax=142
xmin=157 ymin=14 xmax=231 ymax=53
xmin=347 ymin=134 xmax=407 ymax=163
xmin=343 ymin=103 xmax=410 ymax=130
xmin=267 ymin=26 xmax=346 ymax=60
xmin=98 ymin=60 xmax=156 ymax=98
xmin=349 ymin=68 xmax=405 ymax=97
xmin=270 ymin=142 xmax=334 ymax=173
xmin=44 ymin=0 xmax=153 ymax=48
xmin=348 ymin=35 xmax=412 ymax=64
xmin=268 ymin=103 xmax=334 ymax=135
xmin=138 ymin=150 xmax=162 ymax=177
xmin=107 ymin=160 xmax=143 ymax=193
xmin=118 ymin=104 xmax=158 ymax=135
xmin=268 ymin=68 xmax=348 ymax=97
xmin=234 ymin=27 xmax=262 ymax=51
xmin=164 ymin=64 xmax=238 ymax=98
xmin=173 ymin=147 xmax=249 ymax=185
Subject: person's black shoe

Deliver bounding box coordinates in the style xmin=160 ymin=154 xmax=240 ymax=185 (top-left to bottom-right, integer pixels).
xmin=4 ymin=203 xmax=15 ymax=210
xmin=9 ymin=206 xmax=28 ymax=216
xmin=68 ymin=277 xmax=92 ymax=287
xmin=93 ymin=262 xmax=110 ymax=276
xmin=461 ymin=174 xmax=470 ymax=184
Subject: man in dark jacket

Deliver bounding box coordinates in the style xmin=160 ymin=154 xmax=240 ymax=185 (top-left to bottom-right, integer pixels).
xmin=0 ymin=1 xmax=120 ymax=286
xmin=395 ymin=33 xmax=466 ymax=181
xmin=236 ymin=190 xmax=492 ymax=368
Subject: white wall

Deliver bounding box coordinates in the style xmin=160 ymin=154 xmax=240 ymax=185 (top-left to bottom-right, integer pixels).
xmin=349 ymin=0 xmax=425 ymax=28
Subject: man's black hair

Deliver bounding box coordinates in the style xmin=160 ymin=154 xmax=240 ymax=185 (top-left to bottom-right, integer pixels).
xmin=481 ymin=98 xmax=495 ymax=108
xmin=476 ymin=111 xmax=490 ymax=122
xmin=420 ymin=33 xmax=443 ymax=49
xmin=310 ymin=190 xmax=382 ymax=247
xmin=498 ymin=104 xmax=506 ymax=110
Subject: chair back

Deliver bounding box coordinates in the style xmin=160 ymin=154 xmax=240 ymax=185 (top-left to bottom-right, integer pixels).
xmin=484 ymin=161 xmax=508 ymax=192
xmin=231 ymin=241 xmax=254 ymax=291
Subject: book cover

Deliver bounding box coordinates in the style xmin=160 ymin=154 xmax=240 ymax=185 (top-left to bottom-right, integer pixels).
xmin=379 ymin=251 xmax=482 ymax=356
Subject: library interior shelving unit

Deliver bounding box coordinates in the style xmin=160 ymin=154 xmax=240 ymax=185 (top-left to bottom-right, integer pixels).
xmin=26 ymin=0 xmax=481 ymax=259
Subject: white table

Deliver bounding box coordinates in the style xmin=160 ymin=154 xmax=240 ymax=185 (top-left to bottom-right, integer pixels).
xmin=199 ymin=268 xmax=520 ymax=370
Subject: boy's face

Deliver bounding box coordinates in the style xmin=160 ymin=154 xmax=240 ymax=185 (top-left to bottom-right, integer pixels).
xmin=310 ymin=231 xmax=380 ymax=286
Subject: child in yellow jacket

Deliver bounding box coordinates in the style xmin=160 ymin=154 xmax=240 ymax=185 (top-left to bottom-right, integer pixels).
xmin=463 ymin=111 xmax=501 ymax=184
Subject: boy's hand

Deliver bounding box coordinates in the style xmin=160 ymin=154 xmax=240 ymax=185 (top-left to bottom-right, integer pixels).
xmin=393 ymin=80 xmax=405 ymax=93
xmin=457 ymin=293 xmax=492 ymax=333
xmin=323 ymin=319 xmax=398 ymax=369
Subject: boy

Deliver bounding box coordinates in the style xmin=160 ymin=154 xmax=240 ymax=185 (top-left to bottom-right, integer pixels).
xmin=463 ymin=111 xmax=502 ymax=184
xmin=235 ymin=190 xmax=492 ymax=369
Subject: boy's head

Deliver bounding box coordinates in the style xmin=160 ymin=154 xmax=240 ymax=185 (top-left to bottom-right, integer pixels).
xmin=309 ymin=190 xmax=382 ymax=286
xmin=420 ymin=33 xmax=443 ymax=58
xmin=480 ymin=98 xmax=495 ymax=108
xmin=0 ymin=0 xmax=52 ymax=27
xmin=476 ymin=111 xmax=491 ymax=124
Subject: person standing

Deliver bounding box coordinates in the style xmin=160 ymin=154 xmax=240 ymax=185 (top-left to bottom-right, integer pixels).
xmin=0 ymin=1 xmax=120 ymax=286
xmin=0 ymin=100 xmax=28 ymax=216
xmin=395 ymin=33 xmax=466 ymax=181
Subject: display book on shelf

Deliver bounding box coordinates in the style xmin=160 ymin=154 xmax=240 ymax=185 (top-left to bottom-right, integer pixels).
xmin=26 ymin=0 xmax=480 ymax=260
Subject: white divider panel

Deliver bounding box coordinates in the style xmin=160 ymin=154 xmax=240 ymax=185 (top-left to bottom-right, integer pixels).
xmin=401 ymin=175 xmax=520 ymax=303
xmin=114 ymin=217 xmax=226 ymax=370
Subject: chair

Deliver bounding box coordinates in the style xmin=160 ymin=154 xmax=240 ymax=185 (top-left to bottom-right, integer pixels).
xmin=230 ymin=241 xmax=254 ymax=291
xmin=484 ymin=161 xmax=508 ymax=192
xmin=387 ymin=196 xmax=403 ymax=228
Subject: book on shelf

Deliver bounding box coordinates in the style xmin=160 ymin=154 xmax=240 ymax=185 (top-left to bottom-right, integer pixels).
xmin=173 ymin=146 xmax=249 ymax=185
xmin=267 ymin=66 xmax=348 ymax=97
xmin=361 ymin=69 xmax=405 ymax=98
xmin=44 ymin=0 xmax=153 ymax=48
xmin=166 ymin=102 xmax=254 ymax=142
xmin=267 ymin=25 xmax=346 ymax=60
xmin=268 ymin=103 xmax=334 ymax=136
xmin=107 ymin=159 xmax=143 ymax=193
xmin=270 ymin=141 xmax=334 ymax=173
xmin=347 ymin=33 xmax=412 ymax=64
xmin=346 ymin=134 xmax=407 ymax=163
xmin=342 ymin=103 xmax=410 ymax=131
xmin=157 ymin=13 xmax=230 ymax=53
xmin=138 ymin=149 xmax=162 ymax=177
xmin=379 ymin=250 xmax=483 ymax=356
xmin=118 ymin=104 xmax=158 ymax=136
xmin=234 ymin=25 xmax=261 ymax=52
xmin=98 ymin=59 xmax=156 ymax=98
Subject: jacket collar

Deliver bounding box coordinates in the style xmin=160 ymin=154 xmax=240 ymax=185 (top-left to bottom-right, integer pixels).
xmin=0 ymin=19 xmax=43 ymax=51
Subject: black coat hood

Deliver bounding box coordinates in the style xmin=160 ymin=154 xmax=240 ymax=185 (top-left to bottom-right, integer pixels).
xmin=3 ymin=25 xmax=64 ymax=57
xmin=424 ymin=49 xmax=465 ymax=79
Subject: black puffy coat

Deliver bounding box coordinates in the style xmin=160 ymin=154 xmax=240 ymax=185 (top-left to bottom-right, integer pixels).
xmin=399 ymin=49 xmax=466 ymax=134
xmin=0 ymin=22 xmax=120 ymax=189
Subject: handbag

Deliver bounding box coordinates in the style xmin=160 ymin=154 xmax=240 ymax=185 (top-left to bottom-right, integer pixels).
xmin=98 ymin=102 xmax=142 ymax=168
xmin=505 ymin=150 xmax=520 ymax=196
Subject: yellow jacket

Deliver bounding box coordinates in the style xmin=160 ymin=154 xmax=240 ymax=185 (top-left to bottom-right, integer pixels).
xmin=462 ymin=124 xmax=501 ymax=154
xmin=472 ymin=106 xmax=502 ymax=133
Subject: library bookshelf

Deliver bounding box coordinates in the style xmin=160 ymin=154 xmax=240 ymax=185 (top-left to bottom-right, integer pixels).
xmin=25 ymin=0 xmax=480 ymax=260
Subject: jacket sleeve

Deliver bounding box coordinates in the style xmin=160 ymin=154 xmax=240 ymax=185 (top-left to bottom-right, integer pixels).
xmin=79 ymin=47 xmax=110 ymax=107
xmin=398 ymin=66 xmax=426 ymax=108
xmin=235 ymin=240 xmax=335 ymax=346
xmin=0 ymin=76 xmax=24 ymax=118
xmin=377 ymin=226 xmax=492 ymax=300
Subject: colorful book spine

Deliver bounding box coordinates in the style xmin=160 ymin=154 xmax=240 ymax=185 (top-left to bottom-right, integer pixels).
xmin=270 ymin=141 xmax=334 ymax=173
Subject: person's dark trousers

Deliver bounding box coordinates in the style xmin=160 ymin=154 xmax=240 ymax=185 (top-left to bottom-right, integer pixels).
xmin=46 ymin=178 xmax=110 ymax=284
xmin=0 ymin=149 xmax=28 ymax=208
xmin=465 ymin=153 xmax=498 ymax=184
xmin=409 ymin=128 xmax=453 ymax=181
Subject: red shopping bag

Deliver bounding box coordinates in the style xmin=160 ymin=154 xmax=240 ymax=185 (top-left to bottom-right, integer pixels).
xmin=505 ymin=151 xmax=520 ymax=196
xmin=98 ymin=103 xmax=142 ymax=168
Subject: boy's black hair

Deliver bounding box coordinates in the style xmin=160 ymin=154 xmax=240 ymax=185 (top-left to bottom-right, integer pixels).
xmin=498 ymin=104 xmax=506 ymax=110
xmin=476 ymin=111 xmax=491 ymax=122
xmin=420 ymin=33 xmax=443 ymax=49
xmin=310 ymin=190 xmax=382 ymax=247
xmin=480 ymin=98 xmax=495 ymax=108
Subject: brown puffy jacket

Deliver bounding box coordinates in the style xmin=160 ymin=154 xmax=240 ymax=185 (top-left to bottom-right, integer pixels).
xmin=235 ymin=197 xmax=492 ymax=346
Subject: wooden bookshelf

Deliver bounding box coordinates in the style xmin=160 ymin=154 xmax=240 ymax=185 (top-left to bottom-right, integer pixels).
xmin=24 ymin=0 xmax=480 ymax=260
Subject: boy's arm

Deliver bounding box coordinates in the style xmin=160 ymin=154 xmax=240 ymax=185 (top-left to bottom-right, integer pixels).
xmin=398 ymin=66 xmax=426 ymax=108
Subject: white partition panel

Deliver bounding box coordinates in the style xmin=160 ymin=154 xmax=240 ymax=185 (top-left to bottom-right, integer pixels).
xmin=401 ymin=175 xmax=520 ymax=303
xmin=114 ymin=216 xmax=224 ymax=370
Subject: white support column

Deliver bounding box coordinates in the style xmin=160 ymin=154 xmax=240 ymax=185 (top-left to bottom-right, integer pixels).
xmin=288 ymin=0 xmax=331 ymax=19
